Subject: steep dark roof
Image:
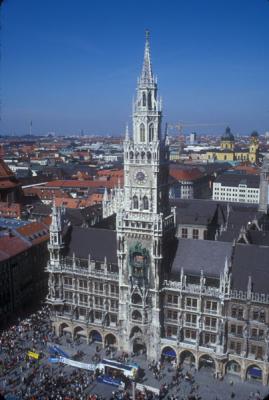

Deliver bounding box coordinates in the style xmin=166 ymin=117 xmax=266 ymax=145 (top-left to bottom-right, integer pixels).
xmin=215 ymin=173 xmax=260 ymax=188
xmin=232 ymin=244 xmax=269 ymax=294
xmin=65 ymin=226 xmax=117 ymax=264
xmin=246 ymin=230 xmax=269 ymax=246
xmin=65 ymin=206 xmax=101 ymax=227
xmin=170 ymin=239 xmax=233 ymax=279
xmin=171 ymin=199 xmax=223 ymax=226
xmin=218 ymin=204 xmax=261 ymax=242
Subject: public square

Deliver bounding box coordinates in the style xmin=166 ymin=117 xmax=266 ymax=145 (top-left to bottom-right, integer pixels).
xmin=0 ymin=307 xmax=268 ymax=400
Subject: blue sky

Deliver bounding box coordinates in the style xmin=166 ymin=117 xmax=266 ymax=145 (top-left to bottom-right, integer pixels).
xmin=1 ymin=0 xmax=269 ymax=136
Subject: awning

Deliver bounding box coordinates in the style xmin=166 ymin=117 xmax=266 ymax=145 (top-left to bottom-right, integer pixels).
xmin=63 ymin=326 xmax=72 ymax=333
xmin=162 ymin=349 xmax=176 ymax=358
xmin=76 ymin=330 xmax=87 ymax=337
xmin=248 ymin=367 xmax=262 ymax=378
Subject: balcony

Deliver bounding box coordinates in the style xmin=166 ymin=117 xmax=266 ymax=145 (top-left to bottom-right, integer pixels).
xmin=63 ymin=284 xmax=73 ymax=290
xmin=185 ymin=321 xmax=197 ymax=328
xmin=204 ymin=325 xmax=217 ymax=332
xmin=229 ymin=332 xmax=243 ymax=339
xmin=94 ymin=290 xmax=104 ymax=295
xmin=165 ymin=302 xmax=179 ymax=309
xmin=165 ymin=318 xmax=178 ymax=325
xmin=78 ymin=301 xmax=88 ymax=307
xmin=249 ymin=336 xmax=264 ymax=342
xmin=94 ymin=304 xmax=104 ymax=310
xmin=78 ymin=286 xmax=88 ymax=292
xmin=204 ymin=308 xmax=218 ymax=315
xmin=185 ymin=306 xmax=198 ymax=311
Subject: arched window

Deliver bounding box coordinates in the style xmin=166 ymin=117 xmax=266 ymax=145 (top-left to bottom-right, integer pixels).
xmin=132 ymin=293 xmax=142 ymax=305
xmin=141 ymin=151 xmax=145 ymax=161
xmin=140 ymin=124 xmax=145 ymax=142
xmin=142 ymin=92 xmax=146 ymax=107
xmin=133 ymin=195 xmax=138 ymax=209
xmin=147 ymin=151 xmax=151 ymax=161
xmin=148 ymin=92 xmax=152 ymax=110
xmin=149 ymin=124 xmax=154 ymax=142
xmin=143 ymin=196 xmax=149 ymax=210
xmin=130 ymin=151 xmax=134 ymax=160
xmin=132 ymin=310 xmax=142 ymax=321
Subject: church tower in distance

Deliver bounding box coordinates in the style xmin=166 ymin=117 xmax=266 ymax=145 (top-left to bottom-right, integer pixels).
xmin=117 ymin=31 xmax=176 ymax=360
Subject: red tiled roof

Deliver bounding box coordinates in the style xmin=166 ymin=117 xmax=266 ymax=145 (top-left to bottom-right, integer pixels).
xmin=0 ymin=202 xmax=22 ymax=218
xmin=97 ymin=169 xmax=124 ymax=177
xmin=0 ymin=181 xmax=18 ymax=189
xmin=16 ymin=221 xmax=49 ymax=245
xmin=44 ymin=179 xmax=123 ymax=189
xmin=80 ymin=193 xmax=103 ymax=207
xmin=42 ymin=216 xmax=52 ymax=226
xmin=169 ymin=167 xmax=203 ymax=181
xmin=55 ymin=197 xmax=81 ymax=209
xmin=232 ymin=164 xmax=259 ymax=175
xmin=0 ymin=159 xmax=14 ymax=178
xmin=0 ymin=235 xmax=30 ymax=262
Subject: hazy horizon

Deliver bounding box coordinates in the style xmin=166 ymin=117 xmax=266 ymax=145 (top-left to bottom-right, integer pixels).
xmin=1 ymin=0 xmax=269 ymax=136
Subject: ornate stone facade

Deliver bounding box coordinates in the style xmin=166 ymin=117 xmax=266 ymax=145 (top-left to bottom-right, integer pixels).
xmin=47 ymin=32 xmax=269 ymax=385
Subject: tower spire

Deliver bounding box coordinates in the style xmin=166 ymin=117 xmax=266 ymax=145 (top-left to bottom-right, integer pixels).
xmin=140 ymin=29 xmax=154 ymax=86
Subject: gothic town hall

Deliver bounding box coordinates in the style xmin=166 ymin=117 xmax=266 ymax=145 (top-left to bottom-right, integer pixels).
xmin=47 ymin=33 xmax=269 ymax=385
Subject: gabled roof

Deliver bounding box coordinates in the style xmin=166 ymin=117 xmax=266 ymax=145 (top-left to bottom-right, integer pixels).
xmin=215 ymin=173 xmax=260 ymax=188
xmin=44 ymin=179 xmax=123 ymax=189
xmin=0 ymin=159 xmax=15 ymax=179
xmin=170 ymin=239 xmax=233 ymax=279
xmin=232 ymin=243 xmax=269 ymax=294
xmin=169 ymin=166 xmax=203 ymax=182
xmin=16 ymin=221 xmax=49 ymax=245
xmin=0 ymin=235 xmax=30 ymax=262
xmin=171 ymin=199 xmax=223 ymax=226
xmin=65 ymin=226 xmax=117 ymax=264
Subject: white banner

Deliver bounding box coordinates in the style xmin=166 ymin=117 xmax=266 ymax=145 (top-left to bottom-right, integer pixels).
xmin=136 ymin=383 xmax=160 ymax=395
xmin=59 ymin=356 xmax=96 ymax=371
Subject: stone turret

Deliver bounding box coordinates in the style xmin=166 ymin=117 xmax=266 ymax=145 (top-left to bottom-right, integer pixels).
xmin=258 ymin=156 xmax=269 ymax=214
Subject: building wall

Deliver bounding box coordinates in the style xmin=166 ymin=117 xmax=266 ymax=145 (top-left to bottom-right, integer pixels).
xmin=176 ymin=225 xmax=207 ymax=240
xmin=213 ymin=182 xmax=259 ymax=204
xmin=0 ymin=241 xmax=48 ymax=325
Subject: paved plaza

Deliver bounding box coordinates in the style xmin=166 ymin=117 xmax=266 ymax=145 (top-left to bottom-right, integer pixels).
xmin=0 ymin=308 xmax=268 ymax=399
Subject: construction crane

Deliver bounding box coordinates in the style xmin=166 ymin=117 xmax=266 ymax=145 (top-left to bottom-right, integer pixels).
xmin=168 ymin=122 xmax=226 ymax=140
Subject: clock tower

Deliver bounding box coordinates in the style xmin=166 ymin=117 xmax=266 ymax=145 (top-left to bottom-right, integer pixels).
xmin=117 ymin=31 xmax=175 ymax=359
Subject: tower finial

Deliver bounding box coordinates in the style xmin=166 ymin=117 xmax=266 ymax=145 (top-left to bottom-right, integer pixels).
xmin=140 ymin=29 xmax=154 ymax=86
xmin=125 ymin=123 xmax=129 ymax=140
xmin=145 ymin=29 xmax=150 ymax=42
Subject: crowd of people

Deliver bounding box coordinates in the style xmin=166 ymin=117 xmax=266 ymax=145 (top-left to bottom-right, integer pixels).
xmin=0 ymin=307 xmax=163 ymax=399
xmin=0 ymin=306 xmax=267 ymax=400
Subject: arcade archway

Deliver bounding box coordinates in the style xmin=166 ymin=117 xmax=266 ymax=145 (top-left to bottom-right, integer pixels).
xmin=179 ymin=350 xmax=195 ymax=366
xmin=105 ymin=333 xmax=117 ymax=347
xmin=89 ymin=330 xmax=102 ymax=344
xmin=226 ymin=360 xmax=241 ymax=376
xmin=130 ymin=326 xmax=142 ymax=339
xmin=74 ymin=326 xmax=86 ymax=339
xmin=246 ymin=365 xmax=263 ymax=382
xmin=161 ymin=346 xmax=177 ymax=362
xmin=133 ymin=337 xmax=147 ymax=355
xmin=199 ymin=354 xmax=215 ymax=370
xmin=59 ymin=322 xmax=72 ymax=337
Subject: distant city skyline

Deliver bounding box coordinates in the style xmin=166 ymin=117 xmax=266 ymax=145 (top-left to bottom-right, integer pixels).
xmin=1 ymin=0 xmax=269 ymax=136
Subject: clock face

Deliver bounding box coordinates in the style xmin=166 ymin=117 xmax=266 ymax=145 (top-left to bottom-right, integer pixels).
xmin=135 ymin=170 xmax=147 ymax=184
